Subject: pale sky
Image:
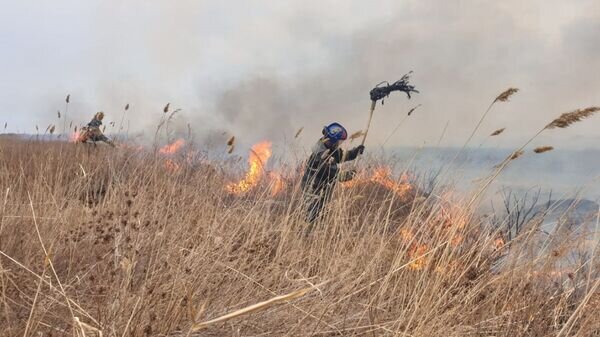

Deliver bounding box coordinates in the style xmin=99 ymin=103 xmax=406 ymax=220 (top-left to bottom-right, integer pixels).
xmin=1 ymin=1 xmax=599 ymax=149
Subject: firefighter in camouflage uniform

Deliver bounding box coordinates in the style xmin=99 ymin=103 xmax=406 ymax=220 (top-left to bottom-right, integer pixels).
xmin=78 ymin=112 xmax=115 ymax=147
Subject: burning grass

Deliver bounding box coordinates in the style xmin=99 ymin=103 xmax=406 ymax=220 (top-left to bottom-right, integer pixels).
xmin=0 ymin=139 xmax=598 ymax=336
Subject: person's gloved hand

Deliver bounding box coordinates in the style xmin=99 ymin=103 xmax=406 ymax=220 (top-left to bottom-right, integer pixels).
xmin=355 ymin=145 xmax=365 ymax=155
xmin=338 ymin=169 xmax=356 ymax=182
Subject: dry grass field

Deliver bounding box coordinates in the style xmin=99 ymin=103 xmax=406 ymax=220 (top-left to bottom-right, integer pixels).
xmin=0 ymin=136 xmax=598 ymax=336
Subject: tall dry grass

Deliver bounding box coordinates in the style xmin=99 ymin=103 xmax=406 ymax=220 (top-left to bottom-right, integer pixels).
xmin=0 ymin=137 xmax=598 ymax=336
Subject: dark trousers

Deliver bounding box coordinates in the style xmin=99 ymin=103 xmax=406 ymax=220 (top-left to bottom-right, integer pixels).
xmin=303 ymin=184 xmax=334 ymax=227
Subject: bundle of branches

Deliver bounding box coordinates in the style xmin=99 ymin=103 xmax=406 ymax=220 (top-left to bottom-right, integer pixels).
xmin=369 ymin=72 xmax=419 ymax=103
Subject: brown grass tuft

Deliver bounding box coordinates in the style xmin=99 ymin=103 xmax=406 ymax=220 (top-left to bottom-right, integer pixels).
xmin=490 ymin=128 xmax=506 ymax=136
xmin=494 ymin=88 xmax=519 ymax=103
xmin=533 ymin=146 xmax=554 ymax=154
xmin=545 ymin=107 xmax=600 ymax=129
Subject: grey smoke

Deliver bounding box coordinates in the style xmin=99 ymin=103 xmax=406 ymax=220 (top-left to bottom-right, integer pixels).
xmin=1 ymin=1 xmax=599 ymax=150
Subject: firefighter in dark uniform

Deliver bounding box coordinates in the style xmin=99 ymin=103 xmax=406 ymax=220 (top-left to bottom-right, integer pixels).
xmin=301 ymin=122 xmax=365 ymax=225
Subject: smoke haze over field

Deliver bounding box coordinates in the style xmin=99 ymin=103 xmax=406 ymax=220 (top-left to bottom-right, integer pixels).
xmin=1 ymin=1 xmax=599 ymax=149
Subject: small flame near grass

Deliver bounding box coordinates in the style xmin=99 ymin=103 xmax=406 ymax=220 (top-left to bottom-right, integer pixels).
xmin=226 ymin=141 xmax=273 ymax=195
xmin=343 ymin=167 xmax=413 ymax=201
xmin=159 ymin=139 xmax=185 ymax=155
xmin=70 ymin=130 xmax=82 ymax=143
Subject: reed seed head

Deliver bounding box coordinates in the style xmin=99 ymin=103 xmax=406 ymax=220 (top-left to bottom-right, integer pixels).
xmin=545 ymin=107 xmax=600 ymax=129
xmin=490 ymin=128 xmax=505 ymax=136
xmin=494 ymin=88 xmax=519 ymax=103
xmin=533 ymin=146 xmax=554 ymax=154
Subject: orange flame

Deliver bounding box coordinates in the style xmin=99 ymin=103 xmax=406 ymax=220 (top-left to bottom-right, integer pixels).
xmin=165 ymin=159 xmax=181 ymax=172
xmin=494 ymin=237 xmax=505 ymax=250
xmin=399 ymin=228 xmax=415 ymax=241
xmin=437 ymin=192 xmax=467 ymax=230
xmin=160 ymin=139 xmax=185 ymax=154
xmin=408 ymin=244 xmax=429 ymax=271
xmin=398 ymin=228 xmax=430 ymax=271
xmin=70 ymin=130 xmax=82 ymax=143
xmin=372 ymin=168 xmax=413 ymax=199
xmin=226 ymin=141 xmax=273 ymax=195
xmin=343 ymin=166 xmax=413 ymax=200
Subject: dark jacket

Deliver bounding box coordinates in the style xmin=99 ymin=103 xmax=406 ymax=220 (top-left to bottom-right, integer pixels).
xmin=301 ymin=140 xmax=362 ymax=193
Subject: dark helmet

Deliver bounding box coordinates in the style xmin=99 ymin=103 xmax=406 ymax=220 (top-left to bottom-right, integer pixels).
xmin=322 ymin=122 xmax=347 ymax=142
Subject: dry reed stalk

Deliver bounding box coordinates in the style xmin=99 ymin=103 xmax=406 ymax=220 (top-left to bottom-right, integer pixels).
xmin=382 ymin=105 xmax=422 ymax=146
xmin=27 ymin=193 xmax=78 ymax=330
xmin=545 ymin=107 xmax=600 ymax=129
xmin=455 ymin=87 xmax=519 ymax=164
xmin=407 ymin=104 xmax=422 ymax=116
xmin=23 ymin=267 xmax=46 ymax=337
xmin=509 ymin=150 xmax=524 ymax=160
xmin=74 ymin=316 xmax=103 ymax=337
xmin=490 ymin=128 xmax=505 ymax=136
xmin=295 ymin=127 xmax=304 ymax=139
xmin=350 ymin=130 xmax=365 ymax=141
xmin=0 ymin=249 xmax=98 ymax=325
xmin=63 ymin=94 xmax=70 ymax=135
xmin=492 ymin=150 xmax=525 ymax=169
xmin=533 ymin=146 xmax=554 ymax=154
xmin=191 ymin=286 xmax=315 ymax=331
